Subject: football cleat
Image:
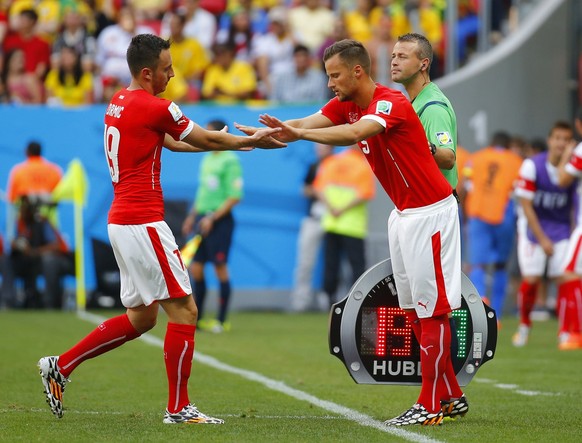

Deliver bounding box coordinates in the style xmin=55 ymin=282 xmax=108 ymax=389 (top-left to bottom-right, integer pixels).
xmin=384 ymin=403 xmax=443 ymax=426
xmin=441 ymin=394 xmax=469 ymax=418
xmin=38 ymin=356 xmax=70 ymax=418
xmin=163 ymin=403 xmax=225 ymax=424
xmin=558 ymin=332 xmax=582 ymax=351
xmin=512 ymin=324 xmax=530 ymax=347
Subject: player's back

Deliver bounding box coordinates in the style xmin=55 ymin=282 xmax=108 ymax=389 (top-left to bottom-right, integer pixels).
xmin=465 ymin=147 xmax=522 ymax=224
xmin=104 ymin=89 xmax=168 ymax=225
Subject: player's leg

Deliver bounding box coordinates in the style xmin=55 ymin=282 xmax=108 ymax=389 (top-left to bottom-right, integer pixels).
xmin=467 ymin=217 xmax=493 ymax=302
xmin=159 ymin=295 xmax=223 ymax=424
xmin=211 ymin=215 xmax=234 ymax=330
xmin=490 ymin=202 xmax=517 ymax=318
xmin=558 ymin=230 xmax=582 ymax=349
xmin=291 ymin=216 xmax=324 ymax=312
xmin=322 ymin=232 xmax=341 ymax=307
xmin=513 ymin=237 xmax=545 ymax=347
xmin=190 ymin=260 xmax=207 ymax=322
xmin=38 ymin=223 xmax=164 ymax=418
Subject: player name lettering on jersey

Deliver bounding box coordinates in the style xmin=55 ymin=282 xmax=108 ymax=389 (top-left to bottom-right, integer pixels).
xmin=373 ymin=360 xmax=421 ymax=376
xmin=533 ymin=191 xmax=569 ymax=211
xmin=106 ymin=103 xmax=124 ymax=118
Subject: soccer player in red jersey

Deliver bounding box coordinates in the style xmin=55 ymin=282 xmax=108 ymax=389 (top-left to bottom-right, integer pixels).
xmin=237 ymin=39 xmax=465 ymax=426
xmin=37 ymin=33 xmax=284 ymax=424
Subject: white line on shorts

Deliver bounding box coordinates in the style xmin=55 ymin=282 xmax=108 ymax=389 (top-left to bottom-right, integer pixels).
xmin=78 ymin=311 xmax=442 ymax=443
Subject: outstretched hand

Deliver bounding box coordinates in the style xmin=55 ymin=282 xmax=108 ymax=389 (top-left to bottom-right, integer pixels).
xmin=258 ymin=114 xmax=301 ymax=143
xmin=249 ymin=126 xmax=287 ymax=149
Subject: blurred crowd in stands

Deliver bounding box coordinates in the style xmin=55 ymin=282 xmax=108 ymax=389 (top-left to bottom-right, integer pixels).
xmin=0 ymin=0 xmax=521 ymax=107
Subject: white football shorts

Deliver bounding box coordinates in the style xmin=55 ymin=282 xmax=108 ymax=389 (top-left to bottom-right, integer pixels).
xmin=388 ymin=194 xmax=461 ymax=319
xmin=518 ymin=233 xmax=568 ymax=279
xmin=108 ymin=221 xmax=192 ymax=308
xmin=562 ymin=226 xmax=582 ymax=275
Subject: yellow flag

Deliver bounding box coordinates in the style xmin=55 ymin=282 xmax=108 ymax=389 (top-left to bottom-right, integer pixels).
xmin=52 ymin=158 xmax=89 ymax=206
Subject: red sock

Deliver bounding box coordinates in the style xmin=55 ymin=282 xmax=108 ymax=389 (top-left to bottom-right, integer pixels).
xmin=165 ymin=323 xmax=196 ymax=413
xmin=58 ymin=314 xmax=141 ymax=377
xmin=518 ymin=280 xmax=538 ymax=327
xmin=417 ymin=314 xmax=450 ymax=413
xmin=557 ymin=280 xmax=578 ymax=334
xmin=567 ymin=281 xmax=582 ymax=333
xmin=405 ymin=310 xmax=422 ymax=342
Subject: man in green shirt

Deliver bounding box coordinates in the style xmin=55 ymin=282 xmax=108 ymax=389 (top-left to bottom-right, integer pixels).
xmin=391 ymin=33 xmax=458 ymax=189
xmin=182 ymin=119 xmax=243 ymax=333
xmin=391 ymin=32 xmax=469 ymax=420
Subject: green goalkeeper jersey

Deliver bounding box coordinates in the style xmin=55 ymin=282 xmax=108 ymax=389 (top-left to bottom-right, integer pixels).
xmin=412 ymin=82 xmax=458 ymax=188
xmin=194 ymin=151 xmax=243 ymax=214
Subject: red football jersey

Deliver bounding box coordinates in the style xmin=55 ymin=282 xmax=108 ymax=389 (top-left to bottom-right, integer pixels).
xmin=320 ymin=84 xmax=452 ymax=211
xmin=104 ymin=89 xmax=194 ymax=224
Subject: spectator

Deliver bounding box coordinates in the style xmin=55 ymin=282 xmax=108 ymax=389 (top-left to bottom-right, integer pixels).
xmin=201 ymin=42 xmax=257 ymax=103
xmin=344 ymin=0 xmax=378 ymax=44
xmin=374 ymin=0 xmax=411 ymax=40
xmin=9 ymin=195 xmax=74 ymax=309
xmin=51 ymin=7 xmax=97 ymax=74
xmin=290 ymin=143 xmax=334 ymax=313
xmin=313 ymin=144 xmax=375 ymax=308
xmin=45 ymin=45 xmax=94 ymax=107
xmin=365 ymin=13 xmax=397 ymax=88
xmin=317 ymin=15 xmax=350 ymax=64
xmin=0 ymin=48 xmax=43 ymax=103
xmin=463 ymin=131 xmax=523 ymax=318
xmin=269 ymin=44 xmax=328 ymax=104
xmin=2 ymin=9 xmax=50 ymax=101
xmin=288 ymin=0 xmax=336 ymax=53
xmin=6 ymin=141 xmax=62 ymax=205
xmin=181 ymin=119 xmax=243 ymax=333
xmin=163 ymin=0 xmax=217 ymax=53
xmin=252 ymin=6 xmax=295 ymax=99
xmin=95 ymin=6 xmax=155 ymax=102
xmin=160 ymin=11 xmax=209 ymax=102
xmin=407 ymin=0 xmax=444 ymax=78
xmin=216 ymin=7 xmax=256 ymax=62
xmin=219 ymin=0 xmax=269 ymax=35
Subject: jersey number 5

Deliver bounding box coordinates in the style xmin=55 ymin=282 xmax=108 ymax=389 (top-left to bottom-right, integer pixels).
xmin=104 ymin=124 xmax=120 ymax=183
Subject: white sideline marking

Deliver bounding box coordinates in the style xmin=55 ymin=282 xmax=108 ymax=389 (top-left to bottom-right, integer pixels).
xmin=78 ymin=311 xmax=442 ymax=443
xmin=474 ymin=378 xmax=560 ymax=397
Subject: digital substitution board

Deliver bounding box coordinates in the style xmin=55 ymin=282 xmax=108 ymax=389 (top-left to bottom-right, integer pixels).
xmin=329 ymin=259 xmax=497 ymax=386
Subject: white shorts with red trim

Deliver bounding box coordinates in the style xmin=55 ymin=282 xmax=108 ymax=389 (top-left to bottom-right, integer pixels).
xmin=108 ymin=221 xmax=192 ymax=308
xmin=562 ymin=226 xmax=582 ymax=275
xmin=388 ymin=194 xmax=461 ymax=319
xmin=518 ymin=233 xmax=568 ymax=279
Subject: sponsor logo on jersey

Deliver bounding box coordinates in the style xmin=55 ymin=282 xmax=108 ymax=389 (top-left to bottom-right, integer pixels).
xmin=436 ymin=131 xmax=452 ymax=145
xmin=376 ymin=100 xmax=392 ymax=115
xmin=168 ymin=102 xmax=183 ymax=122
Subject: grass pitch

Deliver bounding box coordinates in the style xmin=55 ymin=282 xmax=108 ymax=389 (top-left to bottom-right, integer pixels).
xmin=1 ymin=308 xmax=581 ymax=442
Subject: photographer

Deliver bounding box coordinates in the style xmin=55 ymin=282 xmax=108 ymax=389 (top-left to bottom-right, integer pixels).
xmin=10 ymin=196 xmax=74 ymax=309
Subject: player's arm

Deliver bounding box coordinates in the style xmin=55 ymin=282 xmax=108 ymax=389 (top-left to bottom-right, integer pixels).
xmin=174 ymin=121 xmax=286 ymax=151
xmin=518 ymin=196 xmax=554 ymax=256
xmin=258 ymin=114 xmax=383 ymax=145
xmin=164 ymin=134 xmax=206 ymax=152
xmin=235 ymin=113 xmax=334 ymax=138
xmin=432 ymin=145 xmax=455 ymax=170
xmin=557 ymin=141 xmax=578 ymax=187
xmin=422 ymin=106 xmax=456 ymax=170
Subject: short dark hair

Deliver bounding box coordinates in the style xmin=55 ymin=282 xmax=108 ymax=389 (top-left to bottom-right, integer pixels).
xmin=397 ymin=33 xmax=434 ymax=66
xmin=491 ymin=131 xmax=511 ymax=148
xmin=529 ymin=138 xmax=547 ymax=153
xmin=207 ymin=119 xmax=227 ymax=131
xmin=323 ymin=39 xmax=371 ymax=75
xmin=126 ymin=34 xmax=170 ymax=77
xmin=20 ymin=9 xmax=38 ymax=23
xmin=293 ymin=44 xmax=310 ymax=55
xmin=26 ymin=141 xmax=42 ymax=157
xmin=550 ymin=120 xmax=573 ymax=135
